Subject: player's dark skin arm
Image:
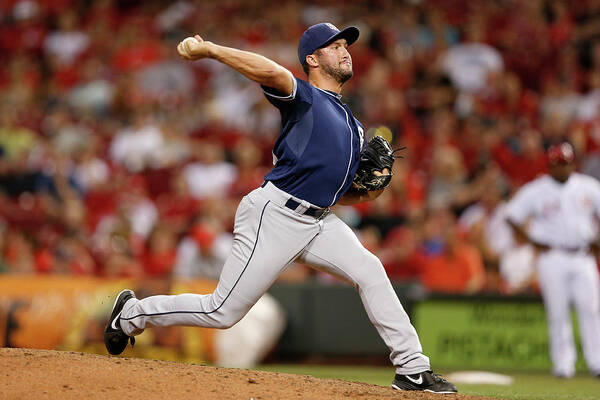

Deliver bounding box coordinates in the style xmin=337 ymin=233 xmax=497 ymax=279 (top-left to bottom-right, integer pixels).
xmin=506 ymin=219 xmax=551 ymax=252
xmin=590 ymin=240 xmax=600 ymax=257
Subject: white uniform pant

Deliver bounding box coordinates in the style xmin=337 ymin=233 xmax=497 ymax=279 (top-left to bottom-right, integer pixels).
xmin=120 ymin=182 xmax=430 ymax=374
xmin=537 ymin=250 xmax=600 ymax=376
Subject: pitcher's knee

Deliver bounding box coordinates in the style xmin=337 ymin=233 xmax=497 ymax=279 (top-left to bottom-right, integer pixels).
xmin=209 ymin=309 xmax=246 ymax=329
xmin=355 ymin=255 xmax=389 ymax=287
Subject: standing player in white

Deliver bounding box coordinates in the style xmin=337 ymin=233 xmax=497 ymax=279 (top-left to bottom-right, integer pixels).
xmin=103 ymin=23 xmax=457 ymax=393
xmin=506 ymin=142 xmax=600 ymax=378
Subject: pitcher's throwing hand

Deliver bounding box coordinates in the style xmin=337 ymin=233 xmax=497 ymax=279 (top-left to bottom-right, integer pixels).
xmin=177 ymin=35 xmax=211 ymax=60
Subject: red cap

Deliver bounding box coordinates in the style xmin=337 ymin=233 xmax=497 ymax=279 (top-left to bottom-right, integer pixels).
xmin=191 ymin=223 xmax=216 ymax=250
xmin=547 ymin=142 xmax=575 ymax=165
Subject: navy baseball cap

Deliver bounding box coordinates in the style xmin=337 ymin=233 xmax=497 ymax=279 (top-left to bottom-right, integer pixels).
xmin=298 ymin=23 xmax=360 ymax=66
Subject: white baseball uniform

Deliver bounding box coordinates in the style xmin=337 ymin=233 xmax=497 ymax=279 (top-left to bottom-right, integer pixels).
xmin=506 ymin=172 xmax=600 ymax=377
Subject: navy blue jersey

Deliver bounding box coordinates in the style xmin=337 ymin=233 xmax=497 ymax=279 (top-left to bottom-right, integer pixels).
xmin=262 ymin=76 xmax=365 ymax=207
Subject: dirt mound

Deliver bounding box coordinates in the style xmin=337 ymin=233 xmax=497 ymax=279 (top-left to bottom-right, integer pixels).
xmin=0 ymin=348 xmax=499 ymax=399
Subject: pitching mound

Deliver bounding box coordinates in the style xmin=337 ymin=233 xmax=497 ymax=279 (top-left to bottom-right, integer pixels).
xmin=1 ymin=348 xmax=499 ymax=399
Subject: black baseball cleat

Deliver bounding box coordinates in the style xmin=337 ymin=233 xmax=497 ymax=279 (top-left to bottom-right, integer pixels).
xmin=392 ymin=370 xmax=458 ymax=394
xmin=104 ymin=289 xmax=136 ymax=355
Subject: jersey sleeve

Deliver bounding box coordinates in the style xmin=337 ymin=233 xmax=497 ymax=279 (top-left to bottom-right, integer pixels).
xmin=505 ymin=182 xmax=537 ymax=224
xmin=261 ymin=75 xmax=313 ymax=111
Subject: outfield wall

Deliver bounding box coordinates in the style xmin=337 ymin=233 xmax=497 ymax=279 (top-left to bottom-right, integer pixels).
xmin=0 ymin=276 xmax=219 ymax=363
xmin=270 ymin=286 xmax=586 ymax=372
xmin=0 ymin=276 xmax=587 ymax=371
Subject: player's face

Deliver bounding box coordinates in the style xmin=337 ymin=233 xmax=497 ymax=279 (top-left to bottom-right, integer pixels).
xmin=549 ymin=162 xmax=575 ymax=183
xmin=316 ymin=39 xmax=353 ymax=84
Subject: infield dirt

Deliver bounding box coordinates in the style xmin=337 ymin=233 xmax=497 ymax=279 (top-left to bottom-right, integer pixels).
xmin=0 ymin=348 xmax=501 ymax=399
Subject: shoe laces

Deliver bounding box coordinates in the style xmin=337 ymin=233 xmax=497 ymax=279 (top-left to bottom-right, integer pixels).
xmin=430 ymin=372 xmax=449 ymax=383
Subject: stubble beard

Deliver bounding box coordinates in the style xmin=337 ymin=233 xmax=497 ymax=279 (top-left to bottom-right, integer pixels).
xmin=322 ymin=63 xmax=353 ymax=85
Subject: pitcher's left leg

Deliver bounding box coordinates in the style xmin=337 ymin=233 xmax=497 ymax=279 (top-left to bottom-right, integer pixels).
xmin=299 ymin=213 xmax=429 ymax=375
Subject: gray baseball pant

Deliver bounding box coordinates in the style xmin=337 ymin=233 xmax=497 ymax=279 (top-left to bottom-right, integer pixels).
xmin=120 ymin=182 xmax=430 ymax=374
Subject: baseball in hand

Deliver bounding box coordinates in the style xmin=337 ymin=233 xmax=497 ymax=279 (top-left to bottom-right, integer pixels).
xmin=183 ymin=37 xmax=199 ymax=47
xmin=178 ymin=36 xmax=202 ymax=59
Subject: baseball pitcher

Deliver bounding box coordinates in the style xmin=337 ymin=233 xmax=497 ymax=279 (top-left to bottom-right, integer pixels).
xmin=104 ymin=23 xmax=457 ymax=393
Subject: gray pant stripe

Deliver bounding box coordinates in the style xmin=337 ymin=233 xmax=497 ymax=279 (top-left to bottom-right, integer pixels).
xmin=120 ymin=200 xmax=271 ymax=321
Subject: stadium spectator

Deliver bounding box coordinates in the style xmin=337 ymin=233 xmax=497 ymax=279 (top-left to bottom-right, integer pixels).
xmin=492 ymin=126 xmax=548 ymax=187
xmin=2 ymin=0 xmax=600 ymax=296
xmin=141 ymin=224 xmax=178 ymax=278
xmin=228 ymin=137 xmax=269 ymax=199
xmin=457 ymin=164 xmax=536 ymax=292
xmin=439 ymin=15 xmax=504 ymax=115
xmin=43 ymin=10 xmax=90 ymax=66
xmin=380 ymin=225 xmax=427 ymax=282
xmin=173 ymin=217 xmax=233 ymax=280
xmin=426 ymin=145 xmax=471 ymax=211
xmin=182 ymin=140 xmax=237 ymax=200
xmin=419 ymin=208 xmax=486 ymax=293
xmin=109 ymin=111 xmax=166 ymax=173
xmin=67 ymin=56 xmax=116 ymax=116
xmin=3 ymin=229 xmax=36 ymax=274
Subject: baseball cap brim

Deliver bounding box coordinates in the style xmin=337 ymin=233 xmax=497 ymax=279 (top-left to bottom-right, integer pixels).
xmin=319 ymin=26 xmax=360 ymax=50
xmin=298 ymin=24 xmax=360 ymax=66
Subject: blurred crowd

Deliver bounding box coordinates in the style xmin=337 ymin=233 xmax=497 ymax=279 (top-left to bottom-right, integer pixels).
xmin=2 ymin=0 xmax=600 ymax=295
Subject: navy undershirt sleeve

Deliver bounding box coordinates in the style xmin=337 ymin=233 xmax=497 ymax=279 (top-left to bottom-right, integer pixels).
xmin=261 ymin=77 xmax=313 ymax=111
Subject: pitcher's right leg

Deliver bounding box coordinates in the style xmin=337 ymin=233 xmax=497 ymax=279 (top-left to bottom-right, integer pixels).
xmin=299 ymin=213 xmax=430 ymax=375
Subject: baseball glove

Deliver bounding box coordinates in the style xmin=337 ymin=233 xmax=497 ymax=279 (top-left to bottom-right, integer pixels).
xmin=352 ymin=136 xmax=405 ymax=191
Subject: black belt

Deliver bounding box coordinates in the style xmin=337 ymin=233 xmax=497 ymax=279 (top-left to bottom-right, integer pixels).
xmin=284 ymin=198 xmax=329 ymax=219
xmin=553 ymin=245 xmax=588 ymax=253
